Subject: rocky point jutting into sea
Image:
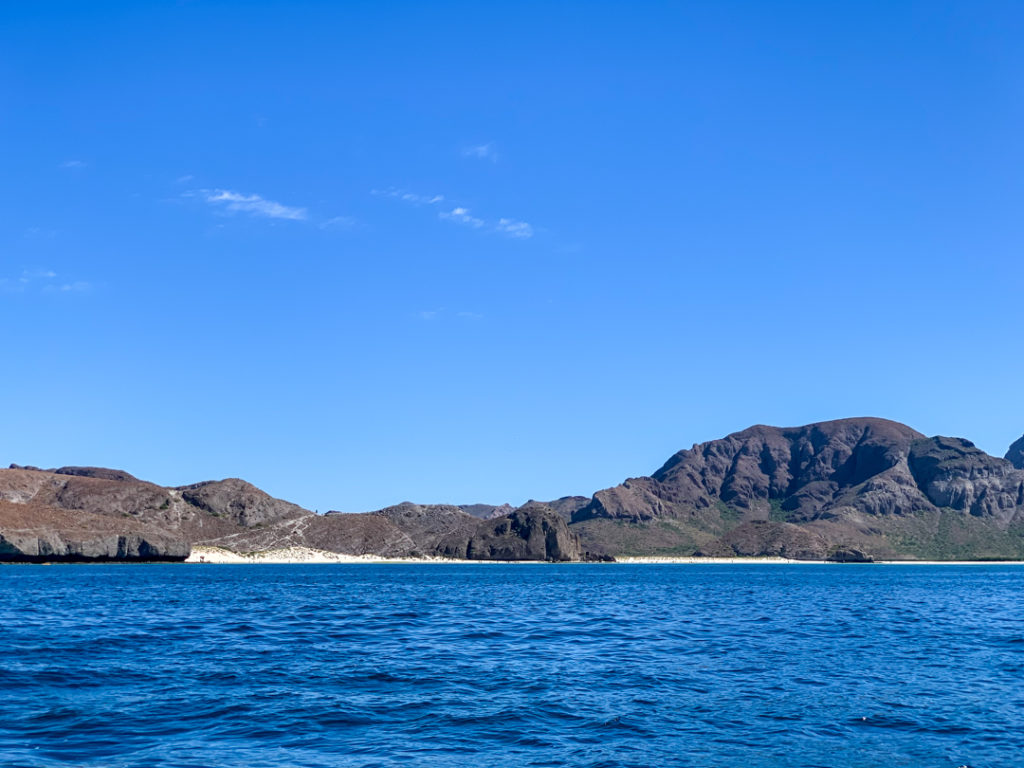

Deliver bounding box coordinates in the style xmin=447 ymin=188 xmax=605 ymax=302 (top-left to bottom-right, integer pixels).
xmin=3 ymin=417 xmax=1024 ymax=563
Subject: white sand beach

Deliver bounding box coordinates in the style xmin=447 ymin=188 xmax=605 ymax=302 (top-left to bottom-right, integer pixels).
xmin=186 ymin=547 xmax=1024 ymax=565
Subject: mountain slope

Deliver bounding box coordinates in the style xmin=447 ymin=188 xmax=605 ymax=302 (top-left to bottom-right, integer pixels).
xmin=568 ymin=418 xmax=1024 ymax=560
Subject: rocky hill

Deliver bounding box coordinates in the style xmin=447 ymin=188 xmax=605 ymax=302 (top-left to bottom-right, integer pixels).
xmin=568 ymin=418 xmax=1024 ymax=560
xmin=0 ymin=466 xmax=584 ymax=563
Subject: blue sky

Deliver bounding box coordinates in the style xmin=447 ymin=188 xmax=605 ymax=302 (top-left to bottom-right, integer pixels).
xmin=2 ymin=1 xmax=1023 ymax=512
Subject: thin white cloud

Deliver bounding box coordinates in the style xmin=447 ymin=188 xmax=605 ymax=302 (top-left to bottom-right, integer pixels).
xmin=194 ymin=189 xmax=308 ymax=221
xmin=176 ymin=174 xmax=194 ymax=184
xmin=60 ymin=160 xmax=86 ymax=169
xmin=375 ymin=187 xmax=534 ymax=241
xmin=372 ymin=188 xmax=444 ymax=205
xmin=462 ymin=143 xmax=498 ymax=162
xmin=439 ymin=207 xmax=484 ymax=228
xmin=495 ymin=218 xmax=533 ymax=239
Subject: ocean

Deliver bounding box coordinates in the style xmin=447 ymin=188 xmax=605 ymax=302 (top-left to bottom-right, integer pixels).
xmin=1 ymin=564 xmax=1021 ymax=767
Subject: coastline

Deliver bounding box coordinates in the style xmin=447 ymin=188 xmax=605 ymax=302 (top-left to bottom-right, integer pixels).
xmin=185 ymin=546 xmax=1024 ymax=565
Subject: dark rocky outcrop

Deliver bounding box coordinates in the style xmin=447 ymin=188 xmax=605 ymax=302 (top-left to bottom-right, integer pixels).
xmin=1007 ymin=435 xmax=1024 ymax=470
xmin=54 ymin=466 xmax=139 ymax=482
xmin=826 ymin=547 xmax=873 ymax=563
xmin=438 ymin=506 xmax=582 ymax=562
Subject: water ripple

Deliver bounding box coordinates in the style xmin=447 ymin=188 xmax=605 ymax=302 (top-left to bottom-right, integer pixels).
xmin=1 ymin=564 xmax=1022 ymax=767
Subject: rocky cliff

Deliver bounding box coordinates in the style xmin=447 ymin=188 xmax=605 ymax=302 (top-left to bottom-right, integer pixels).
xmin=0 ymin=499 xmax=190 ymax=562
xmin=1006 ymin=434 xmax=1024 ymax=470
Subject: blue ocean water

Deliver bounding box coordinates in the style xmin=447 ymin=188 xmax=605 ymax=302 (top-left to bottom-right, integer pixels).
xmin=1 ymin=564 xmax=1022 ymax=768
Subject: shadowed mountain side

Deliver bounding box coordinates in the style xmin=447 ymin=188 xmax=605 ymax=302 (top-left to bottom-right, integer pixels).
xmin=1006 ymin=434 xmax=1024 ymax=470
xmin=436 ymin=507 xmax=583 ymax=562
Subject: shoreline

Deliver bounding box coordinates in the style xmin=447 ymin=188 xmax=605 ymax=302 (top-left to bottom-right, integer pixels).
xmin=185 ymin=546 xmax=1024 ymax=566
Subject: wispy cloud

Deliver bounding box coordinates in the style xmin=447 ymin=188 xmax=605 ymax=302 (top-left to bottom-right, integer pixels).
xmin=60 ymin=160 xmax=87 ymax=169
xmin=192 ymin=189 xmax=308 ymax=221
xmin=462 ymin=143 xmax=498 ymax=162
xmin=176 ymin=174 xmax=194 ymax=184
xmin=372 ymin=188 xmax=444 ymax=205
xmin=495 ymin=218 xmax=533 ymax=239
xmin=376 ymin=188 xmax=533 ymax=240
xmin=439 ymin=207 xmax=484 ymax=228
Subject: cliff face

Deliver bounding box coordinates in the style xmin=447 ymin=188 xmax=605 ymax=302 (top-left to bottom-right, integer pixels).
xmin=568 ymin=418 xmax=1024 ymax=560
xmin=0 ymin=499 xmax=190 ymax=562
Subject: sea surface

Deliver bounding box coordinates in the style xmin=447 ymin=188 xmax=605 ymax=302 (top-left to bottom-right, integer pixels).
xmin=1 ymin=564 xmax=1022 ymax=768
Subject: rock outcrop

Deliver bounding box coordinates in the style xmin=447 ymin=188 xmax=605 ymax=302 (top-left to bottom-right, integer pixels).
xmin=438 ymin=506 xmax=582 ymax=562
xmin=1006 ymin=435 xmax=1024 ymax=470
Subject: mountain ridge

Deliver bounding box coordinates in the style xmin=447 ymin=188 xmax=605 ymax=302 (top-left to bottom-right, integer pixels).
xmin=4 ymin=417 xmax=1024 ymax=562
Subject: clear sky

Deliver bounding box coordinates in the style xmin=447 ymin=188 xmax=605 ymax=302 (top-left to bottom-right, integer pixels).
xmin=2 ymin=1 xmax=1023 ymax=513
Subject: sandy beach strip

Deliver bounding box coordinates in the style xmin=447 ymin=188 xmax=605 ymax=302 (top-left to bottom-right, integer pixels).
xmin=185 ymin=546 xmax=1024 ymax=565
xmin=186 ymin=546 xmax=556 ymax=564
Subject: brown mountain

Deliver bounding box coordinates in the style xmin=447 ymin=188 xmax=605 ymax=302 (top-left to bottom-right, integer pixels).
xmin=568 ymin=418 xmax=1024 ymax=560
